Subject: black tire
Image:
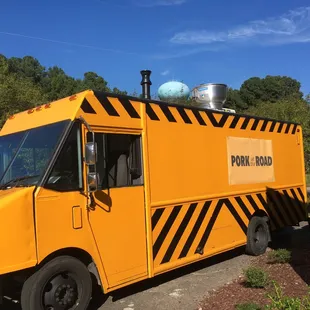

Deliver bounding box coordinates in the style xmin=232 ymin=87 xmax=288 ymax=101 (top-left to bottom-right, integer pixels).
xmin=21 ymin=255 xmax=92 ymax=310
xmin=245 ymin=216 xmax=270 ymax=256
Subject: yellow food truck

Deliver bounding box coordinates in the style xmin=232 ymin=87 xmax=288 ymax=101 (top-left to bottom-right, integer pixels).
xmin=0 ymin=71 xmax=306 ymax=309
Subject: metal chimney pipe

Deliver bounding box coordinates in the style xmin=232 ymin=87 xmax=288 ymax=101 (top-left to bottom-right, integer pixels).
xmin=140 ymin=70 xmax=152 ymax=99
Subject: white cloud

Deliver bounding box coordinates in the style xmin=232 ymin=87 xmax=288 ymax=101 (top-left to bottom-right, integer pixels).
xmin=161 ymin=70 xmax=170 ymax=76
xmin=153 ymin=45 xmax=221 ymax=59
xmin=170 ymin=6 xmax=310 ymax=46
xmin=134 ymin=0 xmax=186 ymax=7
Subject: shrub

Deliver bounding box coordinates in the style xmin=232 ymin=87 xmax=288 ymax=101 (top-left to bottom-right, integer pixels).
xmin=265 ymin=281 xmax=310 ymax=309
xmin=244 ymin=267 xmax=269 ymax=288
xmin=267 ymin=249 xmax=291 ymax=264
xmin=235 ymin=303 xmax=262 ymax=310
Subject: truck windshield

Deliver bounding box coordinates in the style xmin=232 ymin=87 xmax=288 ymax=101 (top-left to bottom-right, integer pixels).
xmin=0 ymin=120 xmax=69 ymax=188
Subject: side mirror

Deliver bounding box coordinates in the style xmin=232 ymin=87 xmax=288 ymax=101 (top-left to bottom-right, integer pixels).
xmin=85 ymin=142 xmax=97 ymax=165
xmin=88 ymin=172 xmax=98 ymax=192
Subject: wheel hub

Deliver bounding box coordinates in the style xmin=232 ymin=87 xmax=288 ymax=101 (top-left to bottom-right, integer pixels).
xmin=55 ymin=283 xmax=77 ymax=307
xmin=43 ymin=273 xmax=78 ymax=310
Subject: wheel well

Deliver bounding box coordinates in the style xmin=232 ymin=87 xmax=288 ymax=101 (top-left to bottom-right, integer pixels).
xmin=252 ymin=209 xmax=269 ymax=219
xmin=38 ymin=248 xmax=103 ymax=289
xmin=39 ymin=248 xmax=93 ymax=267
xmin=251 ymin=210 xmax=271 ymax=241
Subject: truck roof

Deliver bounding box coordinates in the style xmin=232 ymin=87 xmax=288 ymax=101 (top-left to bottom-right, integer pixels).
xmin=0 ymin=89 xmax=299 ymax=136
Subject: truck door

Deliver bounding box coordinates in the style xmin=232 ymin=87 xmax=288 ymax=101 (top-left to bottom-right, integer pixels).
xmin=86 ymin=129 xmax=148 ymax=288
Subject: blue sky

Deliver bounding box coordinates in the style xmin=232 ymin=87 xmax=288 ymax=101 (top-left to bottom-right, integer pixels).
xmin=1 ymin=0 xmax=310 ymax=97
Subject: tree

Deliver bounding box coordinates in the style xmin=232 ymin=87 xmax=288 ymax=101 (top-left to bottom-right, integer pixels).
xmin=0 ymin=73 xmax=47 ymax=126
xmin=41 ymin=66 xmax=77 ymax=101
xmin=7 ymin=56 xmax=45 ymax=84
xmin=246 ymin=98 xmax=310 ymax=172
xmin=79 ymin=72 xmax=109 ymax=92
xmin=240 ymin=75 xmax=303 ymax=107
xmin=224 ymin=88 xmax=247 ymax=111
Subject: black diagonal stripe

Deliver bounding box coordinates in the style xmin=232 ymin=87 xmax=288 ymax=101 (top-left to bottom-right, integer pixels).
xmin=290 ymin=189 xmax=305 ymax=220
xmin=160 ymin=105 xmax=176 ymax=122
xmin=260 ymin=120 xmax=269 ymax=132
xmin=177 ymin=107 xmax=192 ymax=124
xmin=266 ymin=191 xmax=288 ymax=226
xmin=282 ymin=190 xmax=300 ymax=224
xmin=205 ymin=111 xmax=229 ymax=127
xmin=285 ymin=123 xmax=291 ymax=134
xmin=192 ymin=109 xmax=206 ymax=126
xmin=96 ymin=95 xmax=120 ymax=116
xmin=256 ymin=194 xmax=280 ymax=229
xmin=225 ymin=199 xmax=247 ymax=234
xmin=246 ymin=195 xmax=259 ymax=211
xmin=195 ymin=200 xmax=223 ymax=254
xmin=229 ymin=115 xmax=241 ymax=129
xmin=179 ymin=201 xmax=211 ymax=259
xmin=161 ymin=203 xmax=197 ymax=264
xmin=269 ymin=121 xmax=277 ymax=132
xmin=277 ymin=122 xmax=284 ymax=133
xmin=274 ymin=191 xmax=295 ymax=225
xmin=292 ymin=124 xmax=298 ymax=134
xmin=152 ymin=208 xmax=165 ymax=230
xmin=81 ymin=99 xmax=96 ymax=114
xmin=118 ymin=98 xmax=140 ymax=119
xmin=153 ymin=206 xmax=182 ymax=259
xmin=146 ymin=103 xmax=160 ymax=120
xmin=235 ymin=197 xmax=251 ymax=220
xmin=251 ymin=119 xmax=259 ymax=130
xmin=241 ymin=117 xmax=250 ymax=130
xmin=297 ymin=188 xmax=305 ymax=202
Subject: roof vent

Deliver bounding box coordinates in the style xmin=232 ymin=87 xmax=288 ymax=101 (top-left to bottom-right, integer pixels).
xmin=191 ymin=83 xmax=228 ymax=110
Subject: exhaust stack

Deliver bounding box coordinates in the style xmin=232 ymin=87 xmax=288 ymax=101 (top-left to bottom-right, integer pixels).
xmin=140 ymin=70 xmax=152 ymax=99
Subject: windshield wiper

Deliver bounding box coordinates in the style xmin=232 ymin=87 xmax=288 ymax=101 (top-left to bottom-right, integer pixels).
xmin=0 ymin=175 xmax=40 ymax=189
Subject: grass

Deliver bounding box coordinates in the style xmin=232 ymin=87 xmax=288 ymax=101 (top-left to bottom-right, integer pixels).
xmin=244 ymin=267 xmax=269 ymax=288
xmin=306 ymin=174 xmax=310 ymax=187
xmin=265 ymin=281 xmax=310 ymax=310
xmin=267 ymin=249 xmax=291 ymax=264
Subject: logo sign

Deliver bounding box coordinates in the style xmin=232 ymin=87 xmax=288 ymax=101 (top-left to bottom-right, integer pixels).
xmin=227 ymin=137 xmax=275 ymax=185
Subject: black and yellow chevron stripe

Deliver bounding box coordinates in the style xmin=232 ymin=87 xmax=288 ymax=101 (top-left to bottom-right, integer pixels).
xmin=80 ymin=92 xmax=299 ymax=135
xmin=151 ymin=187 xmax=305 ymax=267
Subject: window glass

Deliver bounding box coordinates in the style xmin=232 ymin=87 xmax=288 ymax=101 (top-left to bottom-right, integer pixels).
xmin=45 ymin=122 xmax=82 ymax=191
xmin=93 ymin=133 xmax=143 ymax=189
xmin=0 ymin=121 xmax=68 ymax=187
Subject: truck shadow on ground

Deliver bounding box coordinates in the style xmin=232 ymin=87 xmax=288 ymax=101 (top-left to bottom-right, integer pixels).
xmin=269 ymin=222 xmax=310 ymax=285
xmin=265 ymin=187 xmax=310 ymax=286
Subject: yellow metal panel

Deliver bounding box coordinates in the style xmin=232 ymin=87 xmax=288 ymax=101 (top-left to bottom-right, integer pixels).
xmin=0 ymin=91 xmax=87 ymax=135
xmin=75 ymin=92 xmax=143 ymax=130
xmin=88 ymin=186 xmax=148 ymax=288
xmin=34 ymin=188 xmax=108 ymax=289
xmin=0 ymin=187 xmax=37 ymax=274
xmin=146 ymin=106 xmax=304 ymax=205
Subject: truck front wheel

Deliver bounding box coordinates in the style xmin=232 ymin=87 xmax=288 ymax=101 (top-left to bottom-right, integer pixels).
xmin=21 ymin=255 xmax=92 ymax=310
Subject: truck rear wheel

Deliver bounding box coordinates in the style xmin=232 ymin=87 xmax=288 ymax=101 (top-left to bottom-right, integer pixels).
xmin=245 ymin=216 xmax=269 ymax=256
xmin=21 ymin=255 xmax=92 ymax=310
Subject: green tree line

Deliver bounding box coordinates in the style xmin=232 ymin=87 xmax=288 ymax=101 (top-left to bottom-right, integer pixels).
xmin=1 ymin=54 xmax=310 ymax=172
xmin=0 ymin=54 xmax=127 ymax=125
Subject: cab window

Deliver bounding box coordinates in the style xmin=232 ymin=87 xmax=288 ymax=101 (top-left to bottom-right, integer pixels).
xmin=91 ymin=133 xmax=143 ymax=190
